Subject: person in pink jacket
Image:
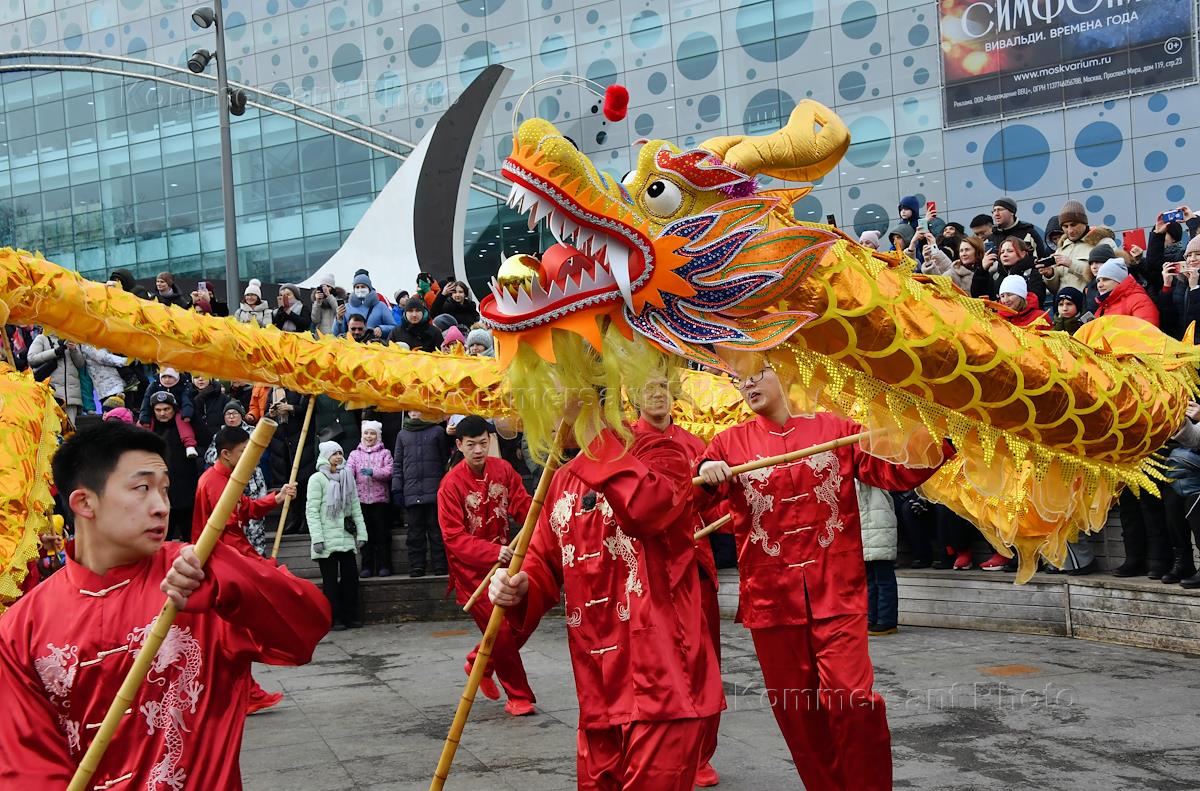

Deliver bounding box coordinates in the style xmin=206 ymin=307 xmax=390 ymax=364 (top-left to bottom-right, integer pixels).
xmin=348 ymin=419 xmax=395 ymax=577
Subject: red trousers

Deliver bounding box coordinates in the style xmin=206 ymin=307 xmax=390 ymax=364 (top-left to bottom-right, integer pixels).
xmin=698 ymin=580 xmax=721 ymax=766
xmin=466 ymin=600 xmax=535 ymax=703
xmin=750 ymin=615 xmax=891 ymax=791
xmin=577 ymin=716 xmax=711 ymax=791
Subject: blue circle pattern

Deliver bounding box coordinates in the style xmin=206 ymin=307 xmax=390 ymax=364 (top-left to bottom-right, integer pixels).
xmin=846 ymin=117 xmax=891 ymax=168
xmin=629 ymin=11 xmax=663 ymax=48
xmin=1086 ymin=195 xmax=1104 ymax=212
xmin=737 ymin=0 xmax=814 ymax=63
xmin=838 ymin=71 xmax=866 ymax=101
xmin=1074 ymin=122 xmax=1123 ymax=167
xmin=1145 ymin=151 xmax=1168 ymax=173
xmin=982 ymin=125 xmax=1049 ymax=191
xmin=677 ymin=33 xmax=719 ymax=81
xmin=841 ymin=1 xmax=877 ymax=39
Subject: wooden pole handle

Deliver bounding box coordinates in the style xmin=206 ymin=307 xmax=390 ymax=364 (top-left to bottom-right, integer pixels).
xmin=431 ymin=422 xmax=570 ymax=791
xmin=691 ymin=429 xmax=877 ymax=486
xmin=693 ymin=513 xmax=731 ymax=541
xmin=462 ymin=533 xmax=519 ymax=613
xmin=270 ymin=396 xmax=317 ymax=560
xmin=67 ymin=419 xmax=278 ymax=791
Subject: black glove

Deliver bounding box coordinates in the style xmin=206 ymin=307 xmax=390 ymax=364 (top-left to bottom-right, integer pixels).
xmin=54 ymin=344 xmax=65 ymax=358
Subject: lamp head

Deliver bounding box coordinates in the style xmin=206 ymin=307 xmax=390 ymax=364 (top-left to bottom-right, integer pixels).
xmin=191 ymin=6 xmax=215 ymax=28
xmin=187 ymin=48 xmax=212 ymax=74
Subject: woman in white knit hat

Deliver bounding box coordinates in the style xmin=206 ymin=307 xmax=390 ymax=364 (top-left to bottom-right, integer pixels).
xmin=307 ymin=440 xmax=368 ymax=630
xmin=235 ymin=279 xmax=271 ymax=326
xmin=996 ymin=273 xmax=1050 ymax=329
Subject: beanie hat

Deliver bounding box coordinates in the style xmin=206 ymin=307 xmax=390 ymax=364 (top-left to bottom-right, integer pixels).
xmin=394 ymin=289 xmax=410 ymax=303
xmin=318 ymin=440 xmax=343 ymax=466
xmin=432 ymin=313 xmax=458 ymax=332
xmin=1056 ymin=286 xmax=1085 ymax=313
xmin=1088 ymin=242 xmax=1115 ymax=265
xmin=404 ymin=297 xmax=428 ymax=313
xmin=318 ymin=272 xmax=336 ymax=287
xmin=440 ymin=325 xmax=466 ymax=350
xmin=102 ymin=394 xmax=125 ymax=410
xmin=103 ymin=407 xmax=134 ymax=424
xmin=244 ymin=278 xmax=262 ymax=299
xmin=1059 ymin=199 xmax=1087 ymax=226
xmin=887 ymin=223 xmax=915 ymax=249
xmin=465 ymin=328 xmax=494 ymax=353
xmin=858 ymin=230 xmax=881 ymax=249
xmin=1097 ymin=258 xmax=1129 ymax=283
xmin=158 ymin=367 xmax=179 ymax=382
xmin=898 ymin=195 xmax=921 ymax=216
xmin=279 ymin=283 xmax=300 ymax=299
xmin=970 ymin=213 xmax=993 ymax=229
xmin=150 ymin=390 xmax=177 ymax=407
xmin=1165 ymin=221 xmax=1184 ymax=242
xmin=947 ymin=221 xmax=966 ymax=235
xmin=1043 ymin=215 xmax=1063 ymax=241
xmin=156 ymin=271 xmax=175 ymax=286
xmin=353 ymin=272 xmax=373 ymax=289
xmin=361 ymin=419 xmax=382 ymax=435
xmin=1187 ymin=236 xmax=1200 ymax=256
xmin=994 ymin=196 xmax=1018 ymax=214
xmin=354 ymin=268 xmax=370 ymax=277
xmin=223 ymin=399 xmax=247 ymax=417
xmin=999 ymin=274 xmax=1028 ymax=298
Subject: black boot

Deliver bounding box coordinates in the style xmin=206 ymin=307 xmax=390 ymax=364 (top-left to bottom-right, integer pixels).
xmin=1181 ymin=570 xmax=1200 ymax=589
xmin=1162 ymin=551 xmax=1197 ymax=584
xmin=1112 ymin=559 xmax=1147 ymax=577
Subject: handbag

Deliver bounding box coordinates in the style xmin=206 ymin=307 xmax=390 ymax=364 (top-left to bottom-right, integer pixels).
xmin=32 ymin=358 xmax=57 ymax=382
xmin=343 ymin=515 xmax=358 ymax=536
xmin=1166 ymin=445 xmax=1200 ymax=499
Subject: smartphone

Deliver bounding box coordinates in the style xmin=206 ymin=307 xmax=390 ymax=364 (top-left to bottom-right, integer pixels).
xmin=1163 ymin=208 xmax=1186 ymax=223
xmin=984 ymin=239 xmax=997 ymax=253
xmin=918 ymin=217 xmax=929 ymax=232
xmin=825 ymin=214 xmax=837 ymax=226
xmin=926 ymin=201 xmax=937 ymax=214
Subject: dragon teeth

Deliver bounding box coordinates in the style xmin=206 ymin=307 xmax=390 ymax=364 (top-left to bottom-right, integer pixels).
xmin=606 ymin=239 xmax=634 ymax=310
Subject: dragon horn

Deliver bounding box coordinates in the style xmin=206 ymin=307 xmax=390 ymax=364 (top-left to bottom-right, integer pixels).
xmin=700 ymin=99 xmax=850 ymax=184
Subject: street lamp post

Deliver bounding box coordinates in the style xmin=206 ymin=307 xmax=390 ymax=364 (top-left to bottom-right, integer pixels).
xmin=189 ymin=5 xmax=241 ymax=309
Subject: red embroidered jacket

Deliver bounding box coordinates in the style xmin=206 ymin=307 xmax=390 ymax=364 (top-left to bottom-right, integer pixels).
xmin=191 ymin=462 xmax=279 ymax=557
xmin=510 ymin=429 xmax=723 ymax=728
xmin=0 ymin=541 xmax=329 ymax=788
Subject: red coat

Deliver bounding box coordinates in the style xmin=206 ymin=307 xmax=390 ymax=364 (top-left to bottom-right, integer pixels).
xmin=1095 ymin=276 xmax=1161 ymax=326
xmin=633 ymin=417 xmax=721 ymax=589
xmin=0 ymin=541 xmax=329 ymax=788
xmin=192 ymin=462 xmax=279 ymax=557
xmin=1007 ymin=305 xmax=1050 ymax=328
xmin=438 ymin=456 xmax=532 ymax=606
xmin=512 ymin=429 xmax=723 ymax=728
xmin=700 ymin=413 xmax=948 ymax=628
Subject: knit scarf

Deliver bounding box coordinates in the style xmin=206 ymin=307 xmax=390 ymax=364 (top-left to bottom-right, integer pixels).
xmin=320 ymin=462 xmax=356 ymax=521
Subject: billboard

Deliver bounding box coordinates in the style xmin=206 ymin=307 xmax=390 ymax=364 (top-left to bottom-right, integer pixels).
xmin=939 ymin=0 xmax=1198 ymax=126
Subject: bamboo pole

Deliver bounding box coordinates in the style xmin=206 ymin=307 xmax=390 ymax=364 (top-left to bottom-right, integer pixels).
xmin=690 ymin=429 xmax=878 ymax=486
xmin=431 ymin=421 xmax=570 ymax=791
xmin=461 ymin=533 xmax=519 ymax=613
xmin=66 ymin=418 xmax=278 ymax=791
xmin=693 ymin=513 xmax=732 ymax=541
xmin=270 ymin=395 xmax=317 ymax=559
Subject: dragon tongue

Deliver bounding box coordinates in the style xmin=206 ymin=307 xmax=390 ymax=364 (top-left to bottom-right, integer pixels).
xmin=605 ymin=238 xmax=634 ymax=310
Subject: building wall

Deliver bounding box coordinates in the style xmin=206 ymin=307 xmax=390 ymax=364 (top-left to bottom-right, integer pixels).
xmin=0 ymin=0 xmax=1197 ymax=284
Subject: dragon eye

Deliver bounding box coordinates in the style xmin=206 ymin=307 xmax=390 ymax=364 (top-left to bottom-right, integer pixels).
xmin=642 ymin=179 xmax=682 ymax=216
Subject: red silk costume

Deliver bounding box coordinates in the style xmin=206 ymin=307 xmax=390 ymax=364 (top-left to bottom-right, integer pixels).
xmin=510 ymin=429 xmax=723 ymax=790
xmin=0 ymin=540 xmax=329 ymax=788
xmin=700 ymin=412 xmax=948 ymax=791
xmin=438 ymin=456 xmax=535 ymax=703
xmin=631 ymin=417 xmax=724 ymax=769
xmin=191 ymin=462 xmax=278 ymax=557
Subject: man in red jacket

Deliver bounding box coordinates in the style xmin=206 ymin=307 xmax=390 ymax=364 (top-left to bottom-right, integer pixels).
xmin=438 ymin=415 xmax=536 ymax=715
xmin=1094 ymin=256 xmax=1161 ymax=326
xmin=192 ymin=425 xmax=298 ymax=715
xmin=697 ymin=365 xmax=952 ymax=791
xmin=631 ymin=374 xmax=725 ymax=788
xmin=0 ymin=422 xmax=329 ymax=788
xmin=490 ymin=414 xmax=723 ymax=790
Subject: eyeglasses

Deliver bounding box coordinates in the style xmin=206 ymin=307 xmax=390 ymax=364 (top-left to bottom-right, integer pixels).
xmin=731 ymin=368 xmax=770 ymax=390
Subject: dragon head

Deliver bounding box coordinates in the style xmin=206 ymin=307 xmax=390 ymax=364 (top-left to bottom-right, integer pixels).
xmin=481 ymin=99 xmax=852 ymax=371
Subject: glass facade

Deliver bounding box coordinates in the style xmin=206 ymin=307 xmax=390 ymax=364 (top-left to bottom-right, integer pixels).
xmin=0 ymin=0 xmax=1198 ymax=288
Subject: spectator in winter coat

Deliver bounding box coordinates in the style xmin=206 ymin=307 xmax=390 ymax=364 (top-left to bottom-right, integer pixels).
xmin=139 ymin=367 xmax=194 ymax=423
xmin=309 ymin=273 xmax=347 ymax=336
xmin=27 ymin=332 xmax=86 ymax=422
xmin=392 ymin=411 xmax=449 ymax=577
xmin=1094 ymin=257 xmax=1160 ymax=327
xmin=102 ymin=406 xmax=134 ymax=424
xmin=988 ymin=196 xmax=1050 ymax=258
xmin=975 ymin=236 xmax=1048 ymax=306
xmin=430 ymin=280 xmax=481 ymax=328
xmin=348 ymin=419 xmax=394 ymax=577
xmin=273 ymin=284 xmax=311 ymax=333
xmin=887 ymin=223 xmax=914 ymax=255
xmin=858 ymin=230 xmax=881 ymax=250
xmin=107 ymin=268 xmax=151 ymax=299
xmin=465 ymin=328 xmax=495 ymax=357
xmin=153 ymin=272 xmax=191 ymax=310
xmin=1040 ymin=200 xmax=1094 ymax=294
xmin=389 ymin=290 xmax=411 ymax=325
xmin=343 ymin=314 xmax=388 ymax=344
xmin=970 ymin=213 xmax=994 ymax=240
xmin=190 ymin=375 xmax=227 ymax=451
xmin=335 ymin=271 xmax=395 ymax=338
xmin=440 ymin=325 xmax=466 ymax=352
xmin=858 ymin=481 xmax=899 ymax=635
xmin=1156 ymin=236 xmax=1200 ymax=341
xmin=919 ymin=231 xmax=978 ymax=294
xmin=898 ymin=195 xmax=945 ymax=237
xmin=1053 ymin=288 xmax=1090 ymax=335
xmin=1082 ymin=244 xmax=1115 ymax=315
xmin=235 ymin=280 xmax=272 ymax=327
xmin=1144 ymin=216 xmax=1192 ymax=295
xmin=81 ymin=345 xmax=128 ymax=402
xmin=149 ymin=391 xmax=199 ymax=541
xmin=389 ymin=298 xmax=444 ymax=352
xmin=416 ymin=272 xmax=441 ymax=309
xmin=307 ymin=441 xmax=367 ymax=631
xmin=188 ymin=281 xmax=229 ymax=317
xmin=997 ymin=274 xmax=1050 ymax=329
xmin=1043 ymin=215 xmax=1064 ymax=250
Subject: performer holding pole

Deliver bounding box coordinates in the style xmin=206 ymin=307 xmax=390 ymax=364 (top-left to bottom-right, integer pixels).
xmin=0 ymin=420 xmax=330 ymax=788
xmin=696 ymin=362 xmax=953 ymax=791
xmin=438 ymin=415 xmax=536 ymax=716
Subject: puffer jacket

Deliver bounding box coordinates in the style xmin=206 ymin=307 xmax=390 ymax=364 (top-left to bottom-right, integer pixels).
xmin=348 ymin=440 xmax=393 ymax=504
xmin=81 ymin=345 xmax=128 ymax=400
xmin=1094 ymin=276 xmax=1160 ymax=327
xmin=392 ymin=415 xmax=449 ymax=506
xmin=857 ymin=481 xmax=898 ymax=562
xmin=309 ymin=287 xmax=347 ymax=335
xmin=306 ymin=467 xmax=367 ymax=559
xmin=27 ymin=333 xmax=86 ymax=407
xmin=235 ymin=300 xmax=271 ymax=327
